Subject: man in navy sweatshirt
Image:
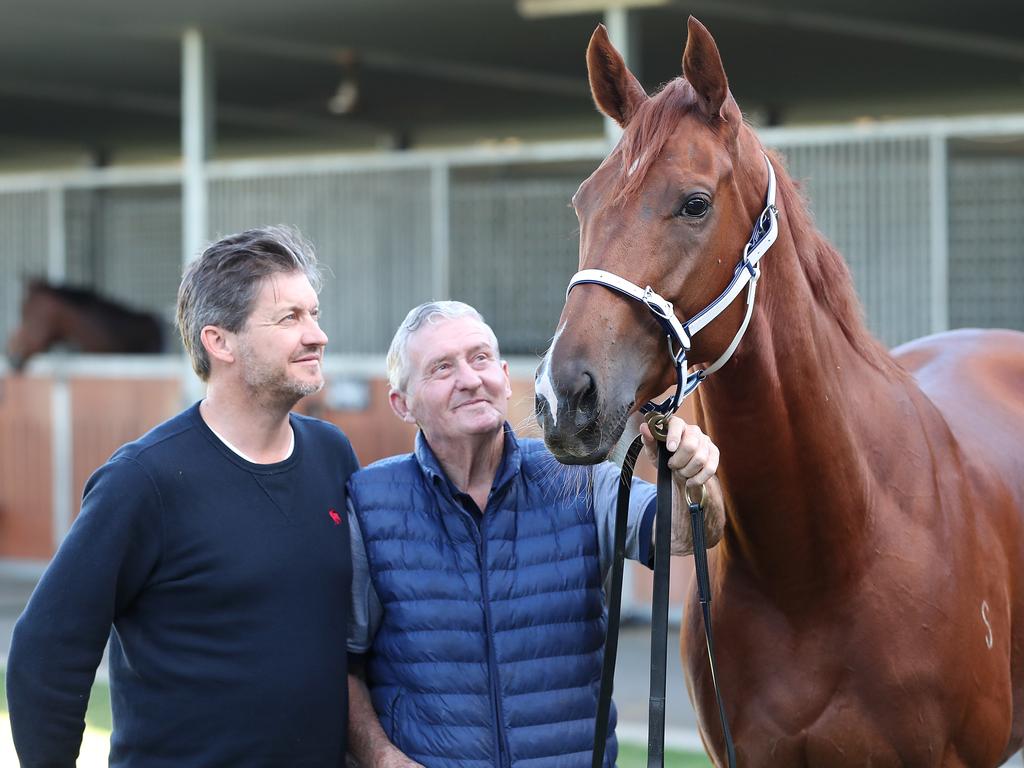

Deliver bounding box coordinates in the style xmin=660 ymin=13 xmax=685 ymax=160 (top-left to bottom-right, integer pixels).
xmin=7 ymin=226 xmax=359 ymax=767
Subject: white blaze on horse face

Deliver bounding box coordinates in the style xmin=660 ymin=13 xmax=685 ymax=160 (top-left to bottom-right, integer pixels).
xmin=537 ymin=323 xmax=565 ymax=427
xmin=982 ymin=600 xmax=994 ymax=649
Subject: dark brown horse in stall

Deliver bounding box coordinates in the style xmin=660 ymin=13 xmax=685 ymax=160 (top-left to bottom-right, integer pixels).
xmin=535 ymin=17 xmax=1024 ymax=767
xmin=6 ymin=280 xmax=164 ymax=372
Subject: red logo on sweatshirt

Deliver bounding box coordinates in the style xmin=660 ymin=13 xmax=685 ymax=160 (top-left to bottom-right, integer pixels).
xmin=329 ymin=509 xmax=342 ymax=525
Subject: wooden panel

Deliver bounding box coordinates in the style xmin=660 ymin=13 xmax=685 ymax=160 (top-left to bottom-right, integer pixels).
xmin=70 ymin=379 xmax=183 ymax=521
xmin=0 ymin=376 xmax=54 ymax=558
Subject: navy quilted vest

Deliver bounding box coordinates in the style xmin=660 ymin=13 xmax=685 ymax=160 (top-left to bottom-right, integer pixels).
xmin=349 ymin=429 xmax=617 ymax=767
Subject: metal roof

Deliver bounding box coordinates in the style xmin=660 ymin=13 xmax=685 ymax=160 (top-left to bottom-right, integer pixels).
xmin=2 ymin=0 xmax=1023 ymax=168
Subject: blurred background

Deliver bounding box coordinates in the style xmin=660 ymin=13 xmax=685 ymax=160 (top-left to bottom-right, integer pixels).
xmin=0 ymin=3 xmax=1023 ymax=756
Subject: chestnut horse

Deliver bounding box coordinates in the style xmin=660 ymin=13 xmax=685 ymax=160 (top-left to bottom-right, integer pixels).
xmin=6 ymin=280 xmax=164 ymax=372
xmin=535 ymin=17 xmax=1024 ymax=768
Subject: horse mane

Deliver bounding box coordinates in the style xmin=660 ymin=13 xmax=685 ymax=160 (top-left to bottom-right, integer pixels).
xmin=27 ymin=281 xmax=164 ymax=353
xmin=32 ymin=282 xmax=152 ymax=319
xmin=763 ymin=153 xmax=906 ymax=378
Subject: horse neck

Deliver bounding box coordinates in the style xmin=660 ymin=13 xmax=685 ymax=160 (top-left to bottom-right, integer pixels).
xmin=695 ymin=226 xmax=914 ymax=599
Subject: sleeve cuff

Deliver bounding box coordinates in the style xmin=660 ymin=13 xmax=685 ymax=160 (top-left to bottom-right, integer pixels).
xmin=637 ymin=497 xmax=658 ymax=570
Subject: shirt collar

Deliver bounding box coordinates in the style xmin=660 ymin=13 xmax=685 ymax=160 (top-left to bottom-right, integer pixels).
xmin=414 ymin=424 xmax=523 ymax=500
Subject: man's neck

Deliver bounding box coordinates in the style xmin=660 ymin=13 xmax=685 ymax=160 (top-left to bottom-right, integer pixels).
xmin=201 ymin=383 xmax=296 ymax=464
xmin=427 ymin=427 xmax=506 ymax=509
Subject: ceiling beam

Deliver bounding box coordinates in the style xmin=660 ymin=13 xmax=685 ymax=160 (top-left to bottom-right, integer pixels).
xmin=678 ymin=0 xmax=1024 ymax=64
xmin=0 ymin=78 xmax=392 ymax=138
xmin=210 ymin=33 xmax=591 ymax=98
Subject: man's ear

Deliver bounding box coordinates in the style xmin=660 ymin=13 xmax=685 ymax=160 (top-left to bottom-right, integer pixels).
xmin=200 ymin=325 xmax=235 ymax=366
xmin=501 ymin=360 xmax=512 ymax=398
xmin=389 ymin=389 xmax=417 ymax=424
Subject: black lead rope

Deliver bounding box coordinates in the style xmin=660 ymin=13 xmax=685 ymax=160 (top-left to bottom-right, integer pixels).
xmin=592 ymin=437 xmax=736 ymax=768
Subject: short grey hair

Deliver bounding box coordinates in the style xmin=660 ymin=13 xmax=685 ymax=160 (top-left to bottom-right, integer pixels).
xmin=177 ymin=225 xmax=323 ymax=381
xmin=386 ymin=301 xmax=500 ymax=393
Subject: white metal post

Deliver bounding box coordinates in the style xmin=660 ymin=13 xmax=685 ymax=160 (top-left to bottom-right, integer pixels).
xmin=182 ymin=27 xmax=213 ymax=405
xmin=928 ymin=133 xmax=949 ymax=333
xmin=46 ymin=187 xmax=66 ymax=282
xmin=430 ymin=162 xmax=451 ymax=300
xmin=46 ymin=186 xmax=71 ymax=549
xmin=50 ymin=378 xmax=72 ymax=549
xmin=182 ymin=27 xmax=212 ymax=268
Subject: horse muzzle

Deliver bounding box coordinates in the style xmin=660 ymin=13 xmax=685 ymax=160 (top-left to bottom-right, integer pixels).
xmin=534 ymin=355 xmax=632 ymax=464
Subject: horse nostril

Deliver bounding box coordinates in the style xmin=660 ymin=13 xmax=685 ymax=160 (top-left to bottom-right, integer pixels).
xmin=569 ymin=368 xmax=598 ymax=408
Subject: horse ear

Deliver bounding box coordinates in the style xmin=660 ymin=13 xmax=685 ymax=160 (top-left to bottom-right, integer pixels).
xmin=587 ymin=24 xmax=648 ymax=128
xmin=682 ymin=16 xmax=729 ymax=121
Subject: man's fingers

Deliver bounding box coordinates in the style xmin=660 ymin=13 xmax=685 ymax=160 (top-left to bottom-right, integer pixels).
xmin=639 ymin=421 xmax=657 ymax=462
xmin=664 ymin=417 xmax=685 ymax=451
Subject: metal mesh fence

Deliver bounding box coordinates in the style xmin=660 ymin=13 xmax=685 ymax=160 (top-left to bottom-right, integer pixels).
xmin=64 ymin=186 xmax=182 ymax=325
xmin=948 ymin=152 xmax=1024 ymax=331
xmin=1 ymin=125 xmax=1023 ymax=362
xmin=450 ymin=165 xmax=592 ymax=355
xmin=209 ymin=169 xmax=436 ymax=354
xmin=769 ymin=137 xmax=934 ymax=347
xmin=0 ymin=191 xmax=49 ymax=348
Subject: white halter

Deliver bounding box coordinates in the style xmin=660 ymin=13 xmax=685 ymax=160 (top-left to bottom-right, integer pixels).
xmin=566 ymin=152 xmax=779 ymax=415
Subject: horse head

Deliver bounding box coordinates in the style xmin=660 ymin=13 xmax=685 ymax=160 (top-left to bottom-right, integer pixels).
xmin=535 ymin=17 xmax=774 ymax=463
xmin=6 ymin=280 xmax=59 ymax=373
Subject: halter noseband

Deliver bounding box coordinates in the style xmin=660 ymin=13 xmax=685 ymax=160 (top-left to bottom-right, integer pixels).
xmin=566 ymin=152 xmax=779 ymax=416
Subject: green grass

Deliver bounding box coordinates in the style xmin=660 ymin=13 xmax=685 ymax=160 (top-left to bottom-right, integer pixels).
xmin=617 ymin=741 xmax=713 ymax=767
xmin=0 ymin=669 xmax=712 ymax=766
xmin=0 ymin=670 xmax=112 ymax=733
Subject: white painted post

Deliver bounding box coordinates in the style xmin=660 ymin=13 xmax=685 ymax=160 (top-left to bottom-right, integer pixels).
xmin=928 ymin=133 xmax=949 ymax=333
xmin=181 ymin=27 xmax=213 ymax=405
xmin=50 ymin=378 xmax=72 ymax=548
xmin=46 ymin=187 xmax=66 ymax=282
xmin=182 ymin=27 xmax=212 ymax=268
xmin=46 ymin=186 xmax=72 ymax=549
xmin=430 ymin=162 xmax=451 ymax=300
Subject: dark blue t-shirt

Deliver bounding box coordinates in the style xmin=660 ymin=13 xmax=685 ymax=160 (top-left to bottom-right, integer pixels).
xmin=7 ymin=403 xmax=358 ymax=767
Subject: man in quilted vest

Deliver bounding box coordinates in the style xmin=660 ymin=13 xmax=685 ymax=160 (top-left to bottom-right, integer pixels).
xmin=346 ymin=301 xmax=725 ymax=767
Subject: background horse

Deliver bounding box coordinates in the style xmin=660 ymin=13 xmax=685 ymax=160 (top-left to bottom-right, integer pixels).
xmin=6 ymin=280 xmax=164 ymax=372
xmin=536 ymin=17 xmax=1024 ymax=767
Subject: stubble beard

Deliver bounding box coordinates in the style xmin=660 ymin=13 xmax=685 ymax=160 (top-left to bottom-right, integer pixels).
xmin=239 ymin=346 xmax=323 ymax=410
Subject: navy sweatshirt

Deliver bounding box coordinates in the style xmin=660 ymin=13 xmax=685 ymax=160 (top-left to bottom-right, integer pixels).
xmin=7 ymin=403 xmax=358 ymax=768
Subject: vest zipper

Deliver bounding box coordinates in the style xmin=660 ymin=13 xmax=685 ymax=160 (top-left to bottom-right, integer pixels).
xmin=476 ymin=517 xmax=512 ymax=768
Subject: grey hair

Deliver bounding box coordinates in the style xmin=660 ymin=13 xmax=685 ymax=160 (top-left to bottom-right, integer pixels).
xmin=386 ymin=300 xmax=500 ymax=393
xmin=176 ymin=225 xmax=323 ymax=381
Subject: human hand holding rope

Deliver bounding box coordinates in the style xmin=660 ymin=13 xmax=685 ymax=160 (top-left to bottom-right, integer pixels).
xmin=639 ymin=415 xmax=726 ymax=556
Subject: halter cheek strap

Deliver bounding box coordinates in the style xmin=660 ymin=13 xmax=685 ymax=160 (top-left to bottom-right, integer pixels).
xmin=566 ymin=152 xmax=779 ymax=416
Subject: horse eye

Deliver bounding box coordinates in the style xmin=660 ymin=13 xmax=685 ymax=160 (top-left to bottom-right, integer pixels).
xmin=679 ymin=196 xmax=710 ymax=218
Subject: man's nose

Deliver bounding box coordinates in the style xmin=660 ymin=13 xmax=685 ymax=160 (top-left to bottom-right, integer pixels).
xmin=303 ymin=318 xmax=329 ymax=347
xmin=454 ymin=360 xmax=482 ymax=388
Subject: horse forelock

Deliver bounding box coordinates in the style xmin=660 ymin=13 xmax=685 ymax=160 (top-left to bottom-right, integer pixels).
xmin=615 ymin=79 xmax=704 ymax=202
